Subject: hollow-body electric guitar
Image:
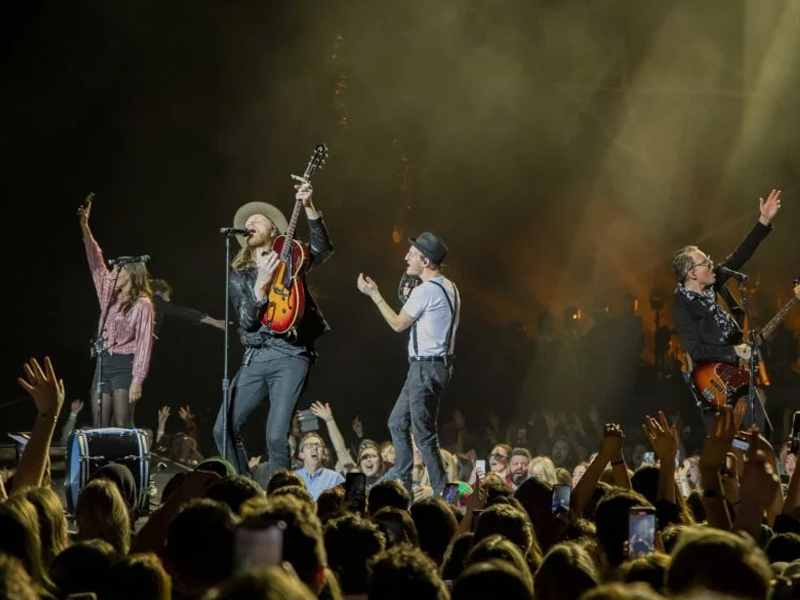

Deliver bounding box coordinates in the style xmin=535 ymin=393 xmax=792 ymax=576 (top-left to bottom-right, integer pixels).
xmin=691 ymin=277 xmax=800 ymax=408
xmin=261 ymin=143 xmax=328 ymax=336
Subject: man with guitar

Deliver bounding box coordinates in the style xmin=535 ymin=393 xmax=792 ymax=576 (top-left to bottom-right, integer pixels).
xmin=213 ymin=174 xmax=334 ymax=477
xmin=671 ymin=188 xmax=782 ymax=431
xmin=357 ymin=232 xmax=460 ymax=498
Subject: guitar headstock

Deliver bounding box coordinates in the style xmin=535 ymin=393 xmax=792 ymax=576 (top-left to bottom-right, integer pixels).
xmin=301 ymin=143 xmax=329 ymax=181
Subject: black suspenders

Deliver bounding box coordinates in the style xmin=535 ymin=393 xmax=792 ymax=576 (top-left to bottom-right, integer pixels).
xmin=411 ymin=279 xmax=459 ymax=358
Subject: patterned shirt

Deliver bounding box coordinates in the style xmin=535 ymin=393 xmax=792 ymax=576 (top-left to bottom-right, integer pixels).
xmin=85 ymin=236 xmax=155 ymax=384
xmin=677 ymin=283 xmax=739 ymax=344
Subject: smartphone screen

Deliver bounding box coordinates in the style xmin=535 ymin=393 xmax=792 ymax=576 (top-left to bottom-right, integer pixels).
xmin=551 ymin=483 xmax=571 ymax=519
xmin=642 ymin=452 xmax=655 ymax=466
xmin=791 ymin=411 xmax=800 ymax=455
xmin=345 ymin=471 xmax=367 ymax=513
xmin=442 ymin=482 xmax=459 ymax=504
xmin=475 ymin=459 xmax=486 ymax=473
xmin=628 ymin=507 xmax=656 ymax=558
xmin=732 ymin=437 xmax=750 ymax=451
xmin=233 ymin=524 xmax=284 ymax=573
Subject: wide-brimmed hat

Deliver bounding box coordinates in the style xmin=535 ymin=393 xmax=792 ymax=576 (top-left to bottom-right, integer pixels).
xmin=232 ymin=201 xmax=289 ymax=248
xmin=409 ymin=231 xmax=448 ymax=265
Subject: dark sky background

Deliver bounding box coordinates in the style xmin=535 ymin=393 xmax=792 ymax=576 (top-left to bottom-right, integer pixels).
xmin=2 ymin=0 xmax=798 ymax=450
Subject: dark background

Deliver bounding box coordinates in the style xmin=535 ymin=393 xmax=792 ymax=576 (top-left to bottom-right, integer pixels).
xmin=2 ymin=0 xmax=798 ymax=454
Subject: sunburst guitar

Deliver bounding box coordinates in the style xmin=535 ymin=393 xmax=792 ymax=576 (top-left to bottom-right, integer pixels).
xmin=262 ymin=143 xmax=328 ymax=336
xmin=691 ymin=276 xmax=800 ymax=408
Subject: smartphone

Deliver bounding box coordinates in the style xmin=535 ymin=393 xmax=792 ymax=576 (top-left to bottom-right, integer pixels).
xmin=642 ymin=452 xmax=655 ymax=466
xmin=791 ymin=411 xmax=800 ymax=455
xmin=345 ymin=471 xmax=367 ymax=513
xmin=732 ymin=437 xmax=750 ymax=452
xmin=233 ymin=523 xmax=284 ymax=573
xmin=551 ymin=483 xmax=571 ymax=519
xmin=628 ymin=506 xmax=656 ymax=558
xmin=299 ymin=409 xmax=319 ymax=433
xmin=475 ymin=459 xmax=486 ymax=473
xmin=442 ymin=482 xmax=459 ymax=504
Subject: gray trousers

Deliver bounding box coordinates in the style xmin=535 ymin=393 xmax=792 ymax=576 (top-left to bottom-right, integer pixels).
xmin=388 ymin=361 xmax=451 ymax=495
xmin=214 ymin=346 xmax=309 ymax=476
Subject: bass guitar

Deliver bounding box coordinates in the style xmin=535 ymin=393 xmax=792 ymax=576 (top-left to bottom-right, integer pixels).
xmin=692 ymin=277 xmax=800 ymax=408
xmin=261 ymin=143 xmax=329 ymax=336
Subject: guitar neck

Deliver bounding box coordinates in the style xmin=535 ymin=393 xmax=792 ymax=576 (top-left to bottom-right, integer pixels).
xmin=280 ymin=200 xmax=304 ymax=261
xmin=759 ymin=296 xmax=799 ymax=343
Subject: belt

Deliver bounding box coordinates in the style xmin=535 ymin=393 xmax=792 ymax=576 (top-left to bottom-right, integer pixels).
xmin=409 ymin=355 xmax=454 ymax=364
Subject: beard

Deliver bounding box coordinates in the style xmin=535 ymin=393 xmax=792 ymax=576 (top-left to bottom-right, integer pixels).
xmin=247 ymin=230 xmax=274 ymax=249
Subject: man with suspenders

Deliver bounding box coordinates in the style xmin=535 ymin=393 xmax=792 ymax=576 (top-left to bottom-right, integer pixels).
xmin=357 ymin=232 xmax=461 ymax=496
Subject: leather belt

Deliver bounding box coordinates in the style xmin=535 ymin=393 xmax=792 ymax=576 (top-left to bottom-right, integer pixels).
xmin=409 ymin=355 xmax=454 ymax=364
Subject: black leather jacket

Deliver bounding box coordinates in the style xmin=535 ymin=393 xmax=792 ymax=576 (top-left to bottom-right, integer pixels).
xmin=230 ymin=215 xmax=334 ymax=351
xmin=672 ymin=220 xmax=771 ymax=365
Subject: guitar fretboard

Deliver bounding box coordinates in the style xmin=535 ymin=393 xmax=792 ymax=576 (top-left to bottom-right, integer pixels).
xmin=759 ymin=296 xmax=799 ymax=342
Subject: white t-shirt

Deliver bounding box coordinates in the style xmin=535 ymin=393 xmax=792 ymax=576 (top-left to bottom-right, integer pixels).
xmin=402 ymin=275 xmax=460 ymax=358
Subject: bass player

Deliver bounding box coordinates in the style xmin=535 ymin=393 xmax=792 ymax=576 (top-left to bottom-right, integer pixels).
xmin=671 ymin=188 xmax=782 ymax=431
xmin=213 ymin=181 xmax=334 ymax=476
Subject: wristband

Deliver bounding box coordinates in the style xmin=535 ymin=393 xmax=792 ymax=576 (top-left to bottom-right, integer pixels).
xmin=611 ymin=459 xmax=625 ymax=466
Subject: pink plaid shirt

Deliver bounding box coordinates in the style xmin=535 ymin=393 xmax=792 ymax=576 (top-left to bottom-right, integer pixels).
xmin=84 ymin=236 xmax=155 ymax=385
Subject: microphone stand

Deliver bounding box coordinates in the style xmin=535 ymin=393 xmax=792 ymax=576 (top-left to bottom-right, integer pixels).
xmin=738 ymin=280 xmax=773 ymax=438
xmin=92 ymin=266 xmax=124 ymax=426
xmin=220 ymin=233 xmax=235 ymax=461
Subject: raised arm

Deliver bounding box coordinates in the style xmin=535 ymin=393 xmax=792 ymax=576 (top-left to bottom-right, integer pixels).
xmin=78 ymin=198 xmax=112 ymax=300
xmin=12 ymin=357 xmax=65 ymax=493
xmin=307 ymin=401 xmax=355 ymax=469
xmin=698 ymin=407 xmax=737 ymax=530
xmin=642 ymin=411 xmax=678 ymax=505
xmin=570 ymin=423 xmax=625 ymax=521
xmin=357 ymin=274 xmax=416 ymax=333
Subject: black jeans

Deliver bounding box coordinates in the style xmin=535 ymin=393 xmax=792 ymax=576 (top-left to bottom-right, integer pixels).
xmin=388 ymin=361 xmax=450 ymax=495
xmin=214 ymin=346 xmax=310 ymax=476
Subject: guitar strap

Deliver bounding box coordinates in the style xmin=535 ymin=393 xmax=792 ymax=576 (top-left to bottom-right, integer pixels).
xmin=412 ymin=279 xmax=460 ymax=358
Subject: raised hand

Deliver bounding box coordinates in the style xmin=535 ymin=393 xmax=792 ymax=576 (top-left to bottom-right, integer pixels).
xmin=70 ymin=399 xmax=84 ymax=416
xmin=357 ymin=273 xmax=379 ymax=297
xmin=598 ymin=423 xmax=625 ymax=461
xmin=740 ymin=430 xmax=781 ymax=508
xmin=77 ymin=199 xmax=92 ymax=228
xmin=295 ymin=182 xmax=314 ymax=207
xmin=178 ymin=405 xmax=194 ymax=423
xmin=309 ymin=401 xmax=333 ymax=423
xmin=699 ymin=407 xmax=737 ymax=470
xmin=642 ymin=411 xmax=678 ymax=463
xmin=758 ymin=189 xmax=781 ymax=225
xmin=17 ymin=356 xmax=65 ymax=418
xmin=158 ymin=406 xmax=171 ymax=426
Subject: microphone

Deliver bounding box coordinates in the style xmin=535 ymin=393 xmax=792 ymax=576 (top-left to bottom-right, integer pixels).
xmin=717 ymin=265 xmax=748 ymax=282
xmin=220 ymin=227 xmax=251 ymax=236
xmin=109 ymin=255 xmax=150 ymax=266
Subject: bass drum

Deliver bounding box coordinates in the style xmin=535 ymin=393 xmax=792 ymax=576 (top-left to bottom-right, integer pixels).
xmin=64 ymin=427 xmax=150 ymax=515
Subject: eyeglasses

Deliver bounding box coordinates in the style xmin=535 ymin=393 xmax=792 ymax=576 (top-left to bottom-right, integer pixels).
xmin=303 ymin=442 xmax=323 ymax=451
xmin=691 ymin=256 xmax=713 ymax=270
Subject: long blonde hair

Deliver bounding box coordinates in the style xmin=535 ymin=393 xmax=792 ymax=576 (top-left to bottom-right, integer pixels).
xmin=75 ymin=478 xmax=131 ymax=555
xmin=22 ymin=486 xmax=69 ymax=568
